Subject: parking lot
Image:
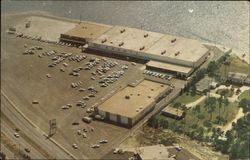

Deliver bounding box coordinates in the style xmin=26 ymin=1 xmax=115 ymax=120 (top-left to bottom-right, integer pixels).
xmin=1 ymin=12 xmax=190 ymax=159
xmin=1 ymin=13 xmax=152 ymax=159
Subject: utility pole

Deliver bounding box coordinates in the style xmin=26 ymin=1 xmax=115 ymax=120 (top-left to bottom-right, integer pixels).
xmin=49 ymin=119 xmax=57 ymax=138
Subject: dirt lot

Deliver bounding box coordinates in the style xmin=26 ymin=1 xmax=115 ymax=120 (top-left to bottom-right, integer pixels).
xmin=119 ymin=126 xmax=229 ymax=160
xmin=14 ymin=15 xmax=77 ymax=41
xmin=1 ymin=13 xmax=151 ymax=159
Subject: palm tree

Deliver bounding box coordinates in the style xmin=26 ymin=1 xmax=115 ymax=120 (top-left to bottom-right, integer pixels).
xmin=207 ymin=97 xmax=216 ymax=121
xmin=218 ymin=97 xmax=223 ymax=124
xmin=223 ymin=98 xmax=229 ymax=112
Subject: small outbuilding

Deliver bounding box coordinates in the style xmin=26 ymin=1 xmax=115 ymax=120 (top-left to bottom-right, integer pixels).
xmin=162 ymin=106 xmax=184 ymax=120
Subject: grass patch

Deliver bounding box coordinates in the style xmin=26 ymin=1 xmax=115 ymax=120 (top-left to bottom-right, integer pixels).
xmin=239 ymin=90 xmax=250 ymax=101
xmin=169 ymin=93 xmax=202 ymax=106
xmin=160 ymin=97 xmax=239 ymax=137
xmin=217 ymin=55 xmax=249 ymax=80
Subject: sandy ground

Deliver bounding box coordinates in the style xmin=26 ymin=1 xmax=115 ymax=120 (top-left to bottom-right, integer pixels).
xmin=219 ymin=107 xmax=244 ymax=132
xmin=118 ymin=127 xmax=228 ymax=160
xmin=14 ymin=16 xmax=77 ymax=41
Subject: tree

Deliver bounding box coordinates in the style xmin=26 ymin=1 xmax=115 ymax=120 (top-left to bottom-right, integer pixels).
xmin=223 ymin=97 xmax=229 ymax=112
xmin=173 ymin=102 xmax=181 ymax=109
xmin=207 ymin=61 xmax=218 ymax=77
xmin=218 ymin=97 xmax=223 ymax=124
xmin=194 ymin=104 xmax=201 ymax=114
xmin=239 ymin=98 xmax=250 ymax=113
xmin=159 ymin=119 xmax=168 ymax=129
xmin=191 ymin=85 xmax=196 ymax=96
xmin=197 ymin=114 xmax=205 ymax=122
xmin=0 ymin=152 xmax=6 ymax=160
xmin=148 ymin=116 xmax=159 ymax=128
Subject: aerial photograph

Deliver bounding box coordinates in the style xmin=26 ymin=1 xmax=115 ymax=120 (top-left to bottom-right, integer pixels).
xmin=0 ymin=1 xmax=249 ymax=160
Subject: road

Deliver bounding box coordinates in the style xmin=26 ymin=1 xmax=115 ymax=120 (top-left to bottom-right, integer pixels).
xmin=1 ymin=91 xmax=75 ymax=159
xmin=1 ymin=144 xmax=15 ymax=159
xmin=1 ymin=121 xmax=45 ymax=159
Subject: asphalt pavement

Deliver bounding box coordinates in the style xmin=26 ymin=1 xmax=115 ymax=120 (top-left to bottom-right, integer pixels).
xmin=1 ymin=121 xmax=45 ymax=159
xmin=1 ymin=92 xmax=74 ymax=159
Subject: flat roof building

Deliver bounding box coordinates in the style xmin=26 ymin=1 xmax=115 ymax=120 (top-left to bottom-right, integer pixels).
xmin=88 ymin=25 xmax=209 ymax=76
xmin=60 ymin=22 xmax=112 ymax=45
xmin=146 ymin=60 xmax=194 ymax=77
xmin=195 ymin=76 xmax=214 ymax=94
xmin=162 ymin=106 xmax=185 ymax=120
xmin=89 ymin=26 xmax=164 ymax=54
xmin=145 ymin=35 xmax=209 ymax=67
xmin=61 ymin=21 xmax=210 ymax=77
xmin=136 ymin=145 xmax=175 ymax=160
xmin=227 ymin=72 xmax=249 ymax=85
xmin=97 ymin=80 xmax=170 ymax=128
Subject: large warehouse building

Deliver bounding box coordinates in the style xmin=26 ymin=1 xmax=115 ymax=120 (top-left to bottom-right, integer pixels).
xmin=61 ymin=22 xmax=209 ymax=77
xmin=88 ymin=26 xmax=209 ymax=68
xmin=97 ymin=80 xmax=171 ymax=128
xmin=60 ymin=22 xmax=112 ymax=45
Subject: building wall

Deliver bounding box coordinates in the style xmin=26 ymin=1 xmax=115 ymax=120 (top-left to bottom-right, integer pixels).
xmin=98 ymin=110 xmax=106 ymax=117
xmin=121 ymin=116 xmax=129 ymax=125
xmin=109 ymin=113 xmax=117 ymax=122
xmin=132 ymin=101 xmax=156 ymax=125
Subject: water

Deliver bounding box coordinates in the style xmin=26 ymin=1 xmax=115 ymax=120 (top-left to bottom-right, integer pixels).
xmin=1 ymin=1 xmax=249 ymax=55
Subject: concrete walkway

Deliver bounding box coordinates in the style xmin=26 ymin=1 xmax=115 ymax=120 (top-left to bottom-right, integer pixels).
xmin=219 ymin=107 xmax=244 ymax=132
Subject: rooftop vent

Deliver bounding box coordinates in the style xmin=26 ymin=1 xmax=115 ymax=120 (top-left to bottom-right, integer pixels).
xmin=101 ymin=39 xmax=107 ymax=43
xmin=119 ymin=42 xmax=124 ymax=47
xmin=171 ymin=38 xmax=177 ymax=43
xmin=174 ymin=51 xmax=180 ymax=56
xmin=161 ymin=50 xmax=166 ymax=55
xmin=120 ymin=29 xmax=126 ymax=33
xmin=139 ymin=46 xmax=145 ymax=51
xmin=144 ymin=33 xmax=149 ymax=38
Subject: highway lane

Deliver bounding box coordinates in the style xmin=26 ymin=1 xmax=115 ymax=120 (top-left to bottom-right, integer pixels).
xmin=1 ymin=92 xmax=75 ymax=159
xmin=1 ymin=144 xmax=15 ymax=159
xmin=1 ymin=121 xmax=45 ymax=159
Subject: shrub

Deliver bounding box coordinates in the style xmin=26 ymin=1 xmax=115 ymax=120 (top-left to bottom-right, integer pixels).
xmin=203 ymin=120 xmax=212 ymax=128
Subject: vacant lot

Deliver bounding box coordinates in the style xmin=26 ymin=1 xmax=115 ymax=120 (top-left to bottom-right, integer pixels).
xmin=218 ymin=55 xmax=249 ymax=77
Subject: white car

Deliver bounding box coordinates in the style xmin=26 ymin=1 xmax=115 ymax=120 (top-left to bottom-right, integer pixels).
xmin=174 ymin=145 xmax=182 ymax=151
xmin=14 ymin=132 xmax=20 ymax=138
xmin=91 ymin=144 xmax=100 ymax=148
xmin=72 ymin=144 xmax=78 ymax=149
xmin=99 ymin=140 xmax=108 ymax=144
